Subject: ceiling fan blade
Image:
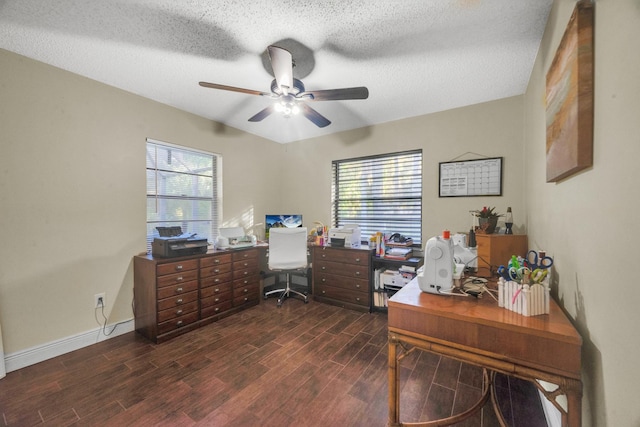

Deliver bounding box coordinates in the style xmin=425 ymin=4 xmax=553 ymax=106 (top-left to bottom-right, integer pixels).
xmin=268 ymin=46 xmax=294 ymax=94
xmin=199 ymin=81 xmax=270 ymax=97
xmin=300 ymin=103 xmax=331 ymax=128
xmin=248 ymin=104 xmax=275 ymax=122
xmin=302 ymin=86 xmax=369 ymax=101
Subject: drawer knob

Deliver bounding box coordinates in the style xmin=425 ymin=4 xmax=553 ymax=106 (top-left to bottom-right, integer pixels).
xmin=214 ymin=278 xmax=220 ymax=283
xmin=356 ymin=297 xmax=360 ymax=302
xmin=214 ymin=259 xmax=220 ymax=264
xmin=177 ymin=320 xmax=183 ymax=326
xmin=244 ymin=271 xmax=249 ymax=276
xmin=322 ymin=290 xmax=326 ymax=294
xmin=244 ymin=297 xmax=249 ymax=301
xmin=215 ymin=307 xmax=220 ymax=312
xmin=355 ymin=258 xmax=360 ymax=262
xmin=176 ymin=265 xmax=183 ymax=271
xmin=215 ymin=297 xmax=220 ymax=302
xmin=176 ymin=276 xmax=183 ymax=282
xmin=322 ymin=254 xmax=326 ymax=258
xmin=356 ymin=284 xmax=360 ymax=289
xmin=321 ymin=266 xmax=326 ymax=270
xmin=176 ymin=287 xmax=183 ymax=292
xmin=354 ymin=272 xmax=360 ymax=276
xmin=321 ymin=278 xmax=326 ymax=283
xmin=176 ymin=309 xmax=183 ymax=315
xmin=214 ymin=269 xmax=220 ymax=273
xmin=176 ymin=298 xmax=183 ymax=304
xmin=214 ymin=287 xmax=220 ymax=292
xmin=244 ymin=288 xmax=248 ymax=293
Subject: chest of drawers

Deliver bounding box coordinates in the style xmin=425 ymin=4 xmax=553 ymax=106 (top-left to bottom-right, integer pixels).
xmin=134 ymin=248 xmax=261 ymax=343
xmin=312 ymin=246 xmax=373 ymax=312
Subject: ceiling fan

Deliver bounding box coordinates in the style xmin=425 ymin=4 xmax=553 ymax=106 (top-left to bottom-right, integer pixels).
xmin=199 ymin=45 xmax=369 ymax=128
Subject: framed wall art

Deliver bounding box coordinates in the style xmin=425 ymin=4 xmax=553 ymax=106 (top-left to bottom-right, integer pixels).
xmin=546 ymin=0 xmax=594 ymax=182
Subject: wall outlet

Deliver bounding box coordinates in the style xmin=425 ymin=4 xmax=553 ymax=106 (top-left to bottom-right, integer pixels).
xmin=94 ymin=293 xmax=106 ymax=308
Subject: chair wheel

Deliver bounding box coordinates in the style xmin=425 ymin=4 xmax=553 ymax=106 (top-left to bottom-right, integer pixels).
xmin=304 ymin=299 xmax=309 ymax=304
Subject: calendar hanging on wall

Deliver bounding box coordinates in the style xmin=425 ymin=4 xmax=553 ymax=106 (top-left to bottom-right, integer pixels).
xmin=439 ymin=157 xmax=503 ymax=197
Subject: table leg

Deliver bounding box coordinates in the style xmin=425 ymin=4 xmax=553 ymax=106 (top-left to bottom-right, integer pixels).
xmin=388 ymin=335 xmax=400 ymax=427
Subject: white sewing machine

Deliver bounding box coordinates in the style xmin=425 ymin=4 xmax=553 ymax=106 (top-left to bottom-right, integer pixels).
xmin=418 ymin=233 xmax=454 ymax=294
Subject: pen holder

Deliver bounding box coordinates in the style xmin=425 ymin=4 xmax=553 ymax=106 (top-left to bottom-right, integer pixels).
xmin=498 ymin=278 xmax=550 ymax=316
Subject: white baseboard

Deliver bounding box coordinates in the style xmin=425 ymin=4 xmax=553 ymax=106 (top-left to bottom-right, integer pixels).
xmin=3 ymin=318 xmax=135 ymax=373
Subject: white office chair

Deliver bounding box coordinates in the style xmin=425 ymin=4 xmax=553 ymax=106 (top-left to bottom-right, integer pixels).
xmin=264 ymin=227 xmax=309 ymax=307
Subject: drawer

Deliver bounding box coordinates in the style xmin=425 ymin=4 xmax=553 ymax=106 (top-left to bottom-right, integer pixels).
xmin=233 ymin=290 xmax=260 ymax=306
xmin=157 ymin=269 xmax=198 ymax=288
xmin=157 ymin=280 xmax=198 ymax=300
xmin=200 ymin=263 xmax=233 ymax=278
xmin=232 ymin=257 xmax=259 ymax=273
xmin=201 ymin=290 xmax=233 ymax=308
xmin=233 ymin=276 xmax=259 ymax=290
xmin=200 ymin=283 xmax=233 ymax=299
xmin=157 ymin=289 xmax=198 ymax=311
xmin=232 ymin=249 xmax=258 ymax=261
xmin=200 ymin=272 xmax=233 ymax=288
xmin=200 ymin=254 xmax=232 ymax=268
xmin=314 ymin=272 xmax=369 ymax=293
xmin=314 ymin=248 xmax=369 ymax=265
xmin=157 ymin=259 xmax=199 ymax=276
xmin=157 ymin=300 xmax=198 ymax=323
xmin=157 ymin=311 xmax=199 ymax=335
xmin=315 ymin=283 xmax=369 ymax=307
xmin=233 ymin=264 xmax=259 ymax=279
xmin=233 ymin=282 xmax=259 ymax=299
xmin=201 ymin=300 xmax=233 ymax=318
xmin=315 ymin=260 xmax=369 ymax=280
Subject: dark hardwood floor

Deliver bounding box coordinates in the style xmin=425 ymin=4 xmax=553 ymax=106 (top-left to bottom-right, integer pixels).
xmin=0 ymin=298 xmax=547 ymax=426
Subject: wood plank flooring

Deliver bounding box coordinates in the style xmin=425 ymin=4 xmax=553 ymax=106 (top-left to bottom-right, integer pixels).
xmin=0 ymin=298 xmax=547 ymax=426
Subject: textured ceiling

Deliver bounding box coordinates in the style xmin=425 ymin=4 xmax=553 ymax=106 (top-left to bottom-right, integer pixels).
xmin=0 ymin=0 xmax=552 ymax=144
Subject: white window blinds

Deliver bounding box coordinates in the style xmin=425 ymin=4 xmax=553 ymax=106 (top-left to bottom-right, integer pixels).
xmin=146 ymin=139 xmax=220 ymax=251
xmin=332 ymin=150 xmax=423 ymax=245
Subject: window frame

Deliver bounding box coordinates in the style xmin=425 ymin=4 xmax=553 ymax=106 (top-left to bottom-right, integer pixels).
xmin=145 ymin=138 xmax=221 ymax=252
xmin=331 ymin=149 xmax=423 ymax=246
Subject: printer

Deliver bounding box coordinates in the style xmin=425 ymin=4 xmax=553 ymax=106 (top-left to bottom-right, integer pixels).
xmin=328 ymin=224 xmax=361 ymax=248
xmin=152 ymin=226 xmax=209 ymax=258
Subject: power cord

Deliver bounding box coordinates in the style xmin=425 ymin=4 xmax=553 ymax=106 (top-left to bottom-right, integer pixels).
xmin=94 ymin=299 xmax=132 ymax=337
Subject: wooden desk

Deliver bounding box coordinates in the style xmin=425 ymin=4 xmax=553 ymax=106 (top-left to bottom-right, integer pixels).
xmin=387 ymin=279 xmax=582 ymax=427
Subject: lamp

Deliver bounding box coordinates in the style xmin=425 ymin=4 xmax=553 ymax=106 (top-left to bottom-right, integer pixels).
xmin=274 ymin=95 xmax=300 ymax=117
xmin=505 ymin=207 xmax=513 ymax=234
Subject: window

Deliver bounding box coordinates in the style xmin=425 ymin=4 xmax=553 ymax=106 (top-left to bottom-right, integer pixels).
xmin=332 ymin=150 xmax=423 ymax=245
xmin=146 ymin=139 xmax=220 ymax=251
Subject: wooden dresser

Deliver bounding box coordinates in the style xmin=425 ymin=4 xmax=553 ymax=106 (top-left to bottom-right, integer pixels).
xmin=475 ymin=234 xmax=528 ymax=277
xmin=134 ymin=248 xmax=260 ymax=343
xmin=312 ymin=246 xmax=373 ymax=312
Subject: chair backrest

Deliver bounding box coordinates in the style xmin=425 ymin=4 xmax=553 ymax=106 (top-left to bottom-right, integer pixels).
xmin=268 ymin=227 xmax=308 ymax=270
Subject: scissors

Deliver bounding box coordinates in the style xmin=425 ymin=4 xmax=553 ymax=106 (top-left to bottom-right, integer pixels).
xmin=531 ymin=268 xmax=548 ymax=284
xmin=526 ymin=250 xmax=553 ymax=270
xmin=498 ymin=265 xmax=530 ymax=282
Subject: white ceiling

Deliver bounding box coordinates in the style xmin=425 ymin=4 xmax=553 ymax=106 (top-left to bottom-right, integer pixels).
xmin=0 ymin=0 xmax=552 ymax=144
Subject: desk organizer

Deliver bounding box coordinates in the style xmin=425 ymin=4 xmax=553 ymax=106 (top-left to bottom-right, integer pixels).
xmin=498 ymin=278 xmax=550 ymax=316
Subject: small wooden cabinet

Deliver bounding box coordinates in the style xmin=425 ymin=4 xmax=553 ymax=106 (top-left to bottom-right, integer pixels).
xmin=134 ymin=248 xmax=260 ymax=343
xmin=475 ymin=234 xmax=528 ymax=277
xmin=312 ymin=246 xmax=373 ymax=312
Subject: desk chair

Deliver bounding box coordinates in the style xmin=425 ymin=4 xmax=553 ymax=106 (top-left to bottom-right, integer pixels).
xmin=264 ymin=227 xmax=309 ymax=307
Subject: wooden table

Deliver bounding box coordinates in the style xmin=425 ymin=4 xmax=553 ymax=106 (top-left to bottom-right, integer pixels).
xmin=387 ymin=279 xmax=582 ymax=427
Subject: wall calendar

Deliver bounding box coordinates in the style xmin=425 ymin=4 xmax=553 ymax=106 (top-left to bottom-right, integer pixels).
xmin=439 ymin=157 xmax=503 ymax=197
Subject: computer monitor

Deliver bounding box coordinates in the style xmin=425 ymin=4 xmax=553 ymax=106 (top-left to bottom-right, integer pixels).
xmin=265 ymin=214 xmax=303 ymax=239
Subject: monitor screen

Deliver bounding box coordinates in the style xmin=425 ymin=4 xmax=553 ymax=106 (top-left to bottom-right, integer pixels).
xmin=265 ymin=214 xmax=303 ymax=239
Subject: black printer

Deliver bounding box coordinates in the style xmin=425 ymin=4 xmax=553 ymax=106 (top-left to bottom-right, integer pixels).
xmin=152 ymin=226 xmax=209 ymax=258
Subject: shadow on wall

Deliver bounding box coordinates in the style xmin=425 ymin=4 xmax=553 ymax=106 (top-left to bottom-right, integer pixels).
xmin=558 ymin=275 xmax=606 ymax=427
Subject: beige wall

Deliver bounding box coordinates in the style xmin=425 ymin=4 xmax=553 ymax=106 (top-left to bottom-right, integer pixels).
xmin=281 ymin=96 xmax=527 ymax=241
xmin=0 ymin=49 xmax=280 ymax=352
xmin=524 ymin=1 xmax=640 ymax=426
